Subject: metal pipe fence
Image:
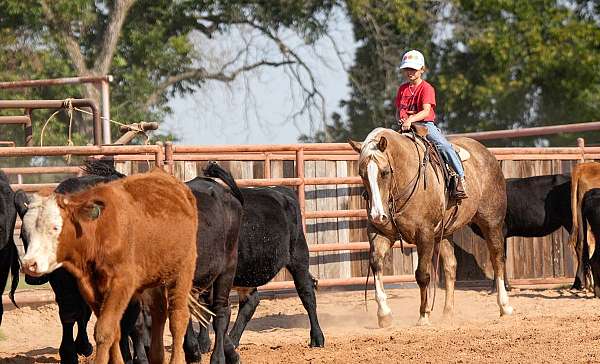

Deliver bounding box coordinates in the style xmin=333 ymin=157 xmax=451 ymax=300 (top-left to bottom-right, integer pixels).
xmin=2 ymin=140 xmax=595 ymax=290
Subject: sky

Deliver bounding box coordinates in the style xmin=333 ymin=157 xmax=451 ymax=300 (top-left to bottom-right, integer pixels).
xmin=162 ymin=11 xmax=356 ymax=145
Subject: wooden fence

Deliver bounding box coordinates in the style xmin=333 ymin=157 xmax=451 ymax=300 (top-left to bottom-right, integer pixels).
xmin=3 ymin=143 xmax=595 ymax=289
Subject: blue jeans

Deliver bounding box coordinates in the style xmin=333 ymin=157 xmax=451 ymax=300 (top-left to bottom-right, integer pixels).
xmin=421 ymin=122 xmax=465 ymax=178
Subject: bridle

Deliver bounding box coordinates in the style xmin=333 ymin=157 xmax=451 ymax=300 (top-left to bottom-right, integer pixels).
xmin=365 ymin=130 xmax=441 ymax=236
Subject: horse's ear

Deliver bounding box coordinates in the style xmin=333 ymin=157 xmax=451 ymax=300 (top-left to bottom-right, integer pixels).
xmin=348 ymin=139 xmax=362 ymax=153
xmin=378 ymin=137 xmax=387 ymax=152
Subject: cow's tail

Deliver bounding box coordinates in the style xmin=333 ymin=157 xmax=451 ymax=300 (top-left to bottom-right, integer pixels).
xmin=8 ymin=241 xmax=19 ymax=308
xmin=188 ymin=288 xmax=214 ymax=328
xmin=586 ymin=215 xmax=596 ymax=260
xmin=81 ymin=159 xmax=126 ymax=179
xmin=203 ymin=161 xmax=244 ymax=205
xmin=569 ymin=169 xmax=581 ymax=248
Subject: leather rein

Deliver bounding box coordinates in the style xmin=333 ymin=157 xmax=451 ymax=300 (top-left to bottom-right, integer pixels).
xmin=367 ymin=130 xmax=445 ymax=238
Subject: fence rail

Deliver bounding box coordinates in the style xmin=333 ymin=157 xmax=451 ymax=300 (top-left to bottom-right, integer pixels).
xmin=2 ymin=141 xmax=594 ymax=290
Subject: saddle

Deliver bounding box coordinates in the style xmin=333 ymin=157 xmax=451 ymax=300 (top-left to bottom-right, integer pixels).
xmin=405 ymin=124 xmax=468 ymax=200
xmin=412 ymin=124 xmax=470 ymax=162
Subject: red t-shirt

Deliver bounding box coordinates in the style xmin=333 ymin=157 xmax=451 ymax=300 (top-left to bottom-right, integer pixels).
xmin=395 ymin=80 xmax=436 ymax=122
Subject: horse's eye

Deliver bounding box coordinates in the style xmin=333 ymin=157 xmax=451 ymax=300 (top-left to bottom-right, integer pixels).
xmin=381 ymin=170 xmax=390 ymax=177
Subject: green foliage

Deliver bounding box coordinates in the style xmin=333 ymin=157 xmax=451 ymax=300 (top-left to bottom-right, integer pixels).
xmin=0 ymin=0 xmax=336 ymax=149
xmin=313 ymin=0 xmax=600 ymax=146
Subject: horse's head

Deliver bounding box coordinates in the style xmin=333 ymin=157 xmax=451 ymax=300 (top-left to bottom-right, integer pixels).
xmin=349 ymin=128 xmax=394 ymax=225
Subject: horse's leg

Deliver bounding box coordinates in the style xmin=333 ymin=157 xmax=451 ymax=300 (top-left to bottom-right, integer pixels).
xmin=368 ymin=228 xmax=394 ymax=328
xmin=483 ymin=226 xmax=514 ymax=316
xmin=439 ymin=238 xmax=456 ymax=317
xmin=415 ymin=234 xmax=434 ymax=326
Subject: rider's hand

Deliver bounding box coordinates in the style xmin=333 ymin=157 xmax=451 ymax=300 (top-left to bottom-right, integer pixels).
xmin=401 ymin=118 xmax=412 ymax=131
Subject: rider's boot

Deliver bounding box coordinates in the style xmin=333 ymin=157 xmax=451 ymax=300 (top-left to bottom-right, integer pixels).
xmin=453 ymin=177 xmax=468 ymax=200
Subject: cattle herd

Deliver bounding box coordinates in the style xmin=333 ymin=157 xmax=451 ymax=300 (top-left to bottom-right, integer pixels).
xmin=1 ymin=157 xmax=600 ymax=364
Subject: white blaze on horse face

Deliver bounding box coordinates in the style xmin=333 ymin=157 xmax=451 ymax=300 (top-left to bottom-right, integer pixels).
xmin=21 ymin=194 xmax=64 ymax=276
xmin=367 ymin=160 xmax=387 ymax=223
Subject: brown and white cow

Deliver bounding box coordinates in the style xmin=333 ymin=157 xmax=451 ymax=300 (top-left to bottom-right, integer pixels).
xmin=569 ymin=162 xmax=600 ymax=290
xmin=21 ymin=168 xmax=198 ymax=364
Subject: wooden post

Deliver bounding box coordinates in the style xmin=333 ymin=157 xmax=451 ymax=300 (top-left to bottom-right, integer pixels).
xmin=264 ymin=152 xmax=271 ymax=179
xmin=577 ymin=137 xmax=585 ymax=162
xmin=165 ymin=141 xmax=174 ymax=175
xmin=155 ymin=141 xmax=164 ymax=168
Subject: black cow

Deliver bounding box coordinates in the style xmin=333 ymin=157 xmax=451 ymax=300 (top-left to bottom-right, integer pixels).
xmin=0 ymin=170 xmax=28 ymax=327
xmin=470 ymin=174 xmax=585 ymax=288
xmin=183 ymin=167 xmax=324 ymax=357
xmin=582 ymin=188 xmax=600 ymax=297
xmin=180 ymin=162 xmax=244 ymax=364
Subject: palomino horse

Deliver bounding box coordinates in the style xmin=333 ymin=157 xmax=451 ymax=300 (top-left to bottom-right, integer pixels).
xmin=349 ymin=128 xmax=513 ymax=327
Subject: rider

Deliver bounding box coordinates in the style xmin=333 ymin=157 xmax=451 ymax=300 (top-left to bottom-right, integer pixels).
xmin=395 ymin=49 xmax=468 ymax=199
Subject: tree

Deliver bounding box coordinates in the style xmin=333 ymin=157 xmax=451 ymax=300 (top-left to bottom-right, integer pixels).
xmin=310 ymin=0 xmax=600 ymax=146
xmin=0 ymin=0 xmax=338 ymax=146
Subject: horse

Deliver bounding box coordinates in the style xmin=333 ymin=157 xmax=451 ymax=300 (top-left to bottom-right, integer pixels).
xmin=349 ymin=127 xmax=513 ymax=327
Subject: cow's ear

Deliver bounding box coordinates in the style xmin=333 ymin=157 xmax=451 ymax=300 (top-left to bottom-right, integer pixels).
xmin=13 ymin=190 xmax=29 ymax=219
xmin=80 ymin=200 xmax=105 ymax=220
xmin=348 ymin=139 xmax=362 ymax=153
xmin=378 ymin=137 xmax=387 ymax=152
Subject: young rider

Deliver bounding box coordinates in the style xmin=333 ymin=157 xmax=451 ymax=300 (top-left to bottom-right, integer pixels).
xmin=395 ymin=49 xmax=468 ymax=199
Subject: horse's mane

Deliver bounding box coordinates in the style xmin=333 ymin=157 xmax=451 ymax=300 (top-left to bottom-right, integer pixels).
xmin=358 ymin=128 xmax=391 ymax=168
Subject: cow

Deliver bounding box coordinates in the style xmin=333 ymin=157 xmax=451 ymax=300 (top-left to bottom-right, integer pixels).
xmin=183 ymin=164 xmax=324 ymax=356
xmin=569 ymin=162 xmax=600 ymax=290
xmin=177 ymin=162 xmax=244 ymax=364
xmin=582 ymin=188 xmax=600 ymax=297
xmin=22 ymin=160 xmax=135 ymax=364
xmin=0 ymin=170 xmax=28 ymax=326
xmin=24 ymin=160 xmax=244 ymax=364
xmin=20 ymin=168 xmax=198 ymax=364
xmin=469 ymin=174 xmax=582 ymax=288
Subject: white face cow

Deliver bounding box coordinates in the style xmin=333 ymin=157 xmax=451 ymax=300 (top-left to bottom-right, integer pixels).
xmin=21 ymin=193 xmax=64 ymax=276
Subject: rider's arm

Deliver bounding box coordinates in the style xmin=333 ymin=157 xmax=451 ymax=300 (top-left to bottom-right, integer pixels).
xmin=406 ymin=103 xmax=431 ymax=123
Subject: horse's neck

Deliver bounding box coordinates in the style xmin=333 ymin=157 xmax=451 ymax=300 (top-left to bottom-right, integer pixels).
xmin=390 ymin=135 xmax=424 ymax=179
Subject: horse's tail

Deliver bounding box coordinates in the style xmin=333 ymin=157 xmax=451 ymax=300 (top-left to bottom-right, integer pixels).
xmin=203 ymin=161 xmax=244 ymax=205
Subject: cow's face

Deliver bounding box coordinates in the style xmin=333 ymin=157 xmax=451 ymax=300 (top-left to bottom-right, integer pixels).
xmin=21 ymin=193 xmax=64 ymax=276
xmin=21 ymin=192 xmax=105 ymax=276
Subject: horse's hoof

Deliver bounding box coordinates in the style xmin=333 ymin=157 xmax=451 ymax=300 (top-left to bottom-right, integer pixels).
xmin=500 ymin=305 xmax=514 ymax=316
xmin=416 ymin=315 xmax=431 ymax=326
xmin=442 ymin=309 xmax=454 ymax=319
xmin=377 ymin=313 xmax=393 ymax=328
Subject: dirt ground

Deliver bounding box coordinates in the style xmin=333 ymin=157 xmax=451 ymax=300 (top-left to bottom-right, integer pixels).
xmin=2 ymin=286 xmax=600 ymax=363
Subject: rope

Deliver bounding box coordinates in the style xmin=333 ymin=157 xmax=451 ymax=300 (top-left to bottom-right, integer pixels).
xmin=40 ymin=99 xmax=150 ymax=147
xmin=72 ymin=106 xmax=150 ymax=145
